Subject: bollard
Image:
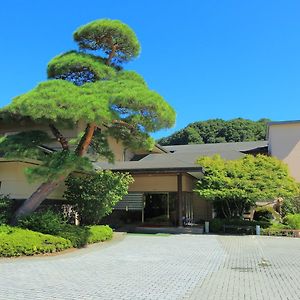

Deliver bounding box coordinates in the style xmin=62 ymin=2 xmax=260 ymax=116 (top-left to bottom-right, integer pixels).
xmin=205 ymin=221 xmax=209 ymax=234
xmin=256 ymin=225 xmax=261 ymax=235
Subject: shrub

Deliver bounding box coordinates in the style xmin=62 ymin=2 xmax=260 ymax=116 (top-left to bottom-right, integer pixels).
xmin=57 ymin=225 xmax=113 ymax=247
xmin=64 ymin=171 xmax=133 ymax=225
xmin=18 ymin=209 xmax=65 ymax=235
xmin=17 ymin=209 xmax=113 ymax=248
xmin=57 ymin=224 xmax=90 ymax=248
xmin=209 ymin=219 xmax=224 ymax=233
xmin=253 ymin=206 xmax=281 ymax=222
xmin=0 ymin=225 xmax=71 ymax=257
xmin=228 ymin=219 xmax=270 ymax=228
xmin=282 ymin=197 xmax=300 ymax=215
xmin=292 ymin=197 xmax=300 ymax=213
xmin=87 ymin=225 xmax=113 ymax=243
xmin=0 ymin=195 xmax=14 ymax=224
xmin=209 ymin=218 xmax=270 ymax=233
xmin=283 ymin=214 xmax=300 ymax=229
xmin=261 ymin=221 xmax=288 ymax=235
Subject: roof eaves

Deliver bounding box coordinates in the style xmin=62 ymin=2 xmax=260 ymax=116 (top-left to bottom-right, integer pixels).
xmin=107 ymin=166 xmax=203 ymax=174
xmin=154 ymin=143 xmax=169 ymax=153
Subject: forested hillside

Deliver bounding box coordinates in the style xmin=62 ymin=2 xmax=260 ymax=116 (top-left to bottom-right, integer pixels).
xmin=158 ymin=118 xmax=270 ymax=145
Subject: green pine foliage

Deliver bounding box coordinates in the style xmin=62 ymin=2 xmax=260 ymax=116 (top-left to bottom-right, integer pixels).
xmin=24 ymin=151 xmax=92 ymax=182
xmin=64 ymin=171 xmax=134 ymax=225
xmin=159 ymin=118 xmax=270 ymax=145
xmin=47 ymin=51 xmax=115 ymax=84
xmin=0 ymin=131 xmax=51 ymax=160
xmin=195 ymin=155 xmax=299 ymax=218
xmin=73 ymin=19 xmax=141 ymax=64
xmin=0 ymin=18 xmax=175 ymax=189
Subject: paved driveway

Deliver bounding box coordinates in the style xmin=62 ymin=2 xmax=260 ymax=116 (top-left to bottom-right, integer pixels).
xmin=0 ymin=234 xmax=300 ymax=300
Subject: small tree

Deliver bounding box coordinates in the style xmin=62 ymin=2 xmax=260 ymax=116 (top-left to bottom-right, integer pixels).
xmin=0 ymin=19 xmax=175 ymax=223
xmin=195 ymin=155 xmax=299 ymax=218
xmin=64 ymin=171 xmax=133 ymax=225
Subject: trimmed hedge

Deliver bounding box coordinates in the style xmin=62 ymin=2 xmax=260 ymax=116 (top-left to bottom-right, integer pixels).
xmin=0 ymin=224 xmax=114 ymax=257
xmin=18 ymin=210 xmax=114 ymax=248
xmin=209 ymin=218 xmax=271 ymax=233
xmin=57 ymin=225 xmax=90 ymax=248
xmin=0 ymin=226 xmax=72 ymax=257
xmin=58 ymin=225 xmax=113 ymax=247
xmin=87 ymin=225 xmax=113 ymax=244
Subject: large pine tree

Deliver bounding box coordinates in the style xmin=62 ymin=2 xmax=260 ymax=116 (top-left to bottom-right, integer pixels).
xmin=0 ymin=19 xmax=175 ymax=223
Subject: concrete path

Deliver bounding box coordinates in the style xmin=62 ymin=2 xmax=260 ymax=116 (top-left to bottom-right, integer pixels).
xmin=0 ymin=234 xmax=299 ymax=300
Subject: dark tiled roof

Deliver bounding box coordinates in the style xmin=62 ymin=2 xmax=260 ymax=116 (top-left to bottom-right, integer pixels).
xmin=94 ymin=141 xmax=268 ymax=175
xmin=268 ymin=120 xmax=300 ymax=126
xmin=93 ymin=160 xmax=202 ymax=173
xmin=161 ymin=141 xmax=268 ymax=162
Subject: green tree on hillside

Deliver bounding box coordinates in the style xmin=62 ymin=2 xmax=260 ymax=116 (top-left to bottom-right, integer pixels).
xmin=0 ymin=19 xmax=175 ymax=223
xmin=159 ymin=118 xmax=270 ymax=145
xmin=195 ymin=155 xmax=299 ymax=218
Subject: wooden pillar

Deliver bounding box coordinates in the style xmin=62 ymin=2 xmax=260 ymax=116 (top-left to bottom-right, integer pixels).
xmin=177 ymin=173 xmax=183 ymax=227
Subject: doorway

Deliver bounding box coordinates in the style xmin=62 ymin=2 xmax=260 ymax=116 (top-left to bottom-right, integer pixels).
xmin=144 ymin=193 xmax=173 ymax=225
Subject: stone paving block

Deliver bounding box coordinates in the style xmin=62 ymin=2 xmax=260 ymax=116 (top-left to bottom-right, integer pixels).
xmin=0 ymin=234 xmax=299 ymax=299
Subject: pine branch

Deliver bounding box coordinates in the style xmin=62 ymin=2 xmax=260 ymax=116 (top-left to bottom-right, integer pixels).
xmin=75 ymin=123 xmax=96 ymax=156
xmin=49 ymin=124 xmax=69 ymax=151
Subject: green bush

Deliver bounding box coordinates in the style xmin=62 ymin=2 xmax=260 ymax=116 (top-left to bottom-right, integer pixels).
xmin=225 ymin=219 xmax=270 ymax=228
xmin=261 ymin=221 xmax=288 ymax=235
xmin=57 ymin=225 xmax=113 ymax=247
xmin=57 ymin=224 xmax=90 ymax=248
xmin=254 ymin=206 xmax=281 ymax=222
xmin=0 ymin=195 xmax=14 ymax=225
xmin=18 ymin=209 xmax=65 ymax=235
xmin=64 ymin=171 xmax=133 ymax=225
xmin=18 ymin=209 xmax=113 ymax=248
xmin=0 ymin=225 xmax=72 ymax=257
xmin=283 ymin=214 xmax=300 ymax=229
xmin=209 ymin=219 xmax=224 ymax=233
xmin=87 ymin=225 xmax=113 ymax=243
xmin=209 ymin=218 xmax=270 ymax=233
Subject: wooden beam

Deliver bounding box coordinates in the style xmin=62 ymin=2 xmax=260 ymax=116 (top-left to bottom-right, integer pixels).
xmin=177 ymin=173 xmax=183 ymax=227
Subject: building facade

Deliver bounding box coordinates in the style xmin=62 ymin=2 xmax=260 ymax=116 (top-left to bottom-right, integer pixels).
xmin=1 ymin=119 xmax=299 ymax=227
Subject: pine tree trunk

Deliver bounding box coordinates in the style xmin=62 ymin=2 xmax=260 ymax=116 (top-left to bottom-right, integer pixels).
xmin=11 ymin=123 xmax=96 ymax=225
xmin=11 ymin=176 xmax=66 ymax=225
xmin=106 ymin=44 xmax=117 ymax=65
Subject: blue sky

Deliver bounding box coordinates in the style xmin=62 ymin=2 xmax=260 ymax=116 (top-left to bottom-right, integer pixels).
xmin=1 ymin=1 xmax=300 ymax=138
